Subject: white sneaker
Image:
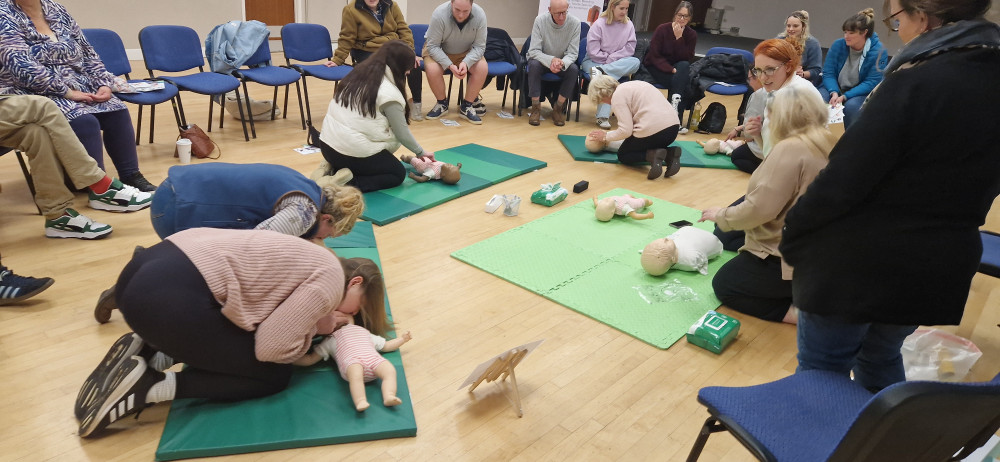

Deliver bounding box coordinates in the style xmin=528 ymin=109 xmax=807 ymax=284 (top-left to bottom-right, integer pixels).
xmin=409 ymin=100 xmax=424 ymax=121
xmin=679 ymin=127 xmax=689 ymax=135
xmin=591 ymin=67 xmax=604 ymax=78
xmin=596 ymin=117 xmax=611 ymax=129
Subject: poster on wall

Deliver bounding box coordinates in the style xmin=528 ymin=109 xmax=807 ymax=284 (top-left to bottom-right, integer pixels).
xmin=537 ymin=0 xmax=606 ymax=25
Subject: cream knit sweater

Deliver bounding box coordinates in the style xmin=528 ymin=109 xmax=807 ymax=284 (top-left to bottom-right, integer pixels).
xmin=166 ymin=228 xmax=346 ymax=363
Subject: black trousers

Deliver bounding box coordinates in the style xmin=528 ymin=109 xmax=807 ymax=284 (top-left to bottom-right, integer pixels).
xmin=527 ymin=60 xmax=579 ymax=100
xmin=730 ymin=144 xmax=762 ymax=174
xmin=319 ymin=140 xmax=406 ymax=193
xmin=117 ymin=241 xmax=293 ymax=401
xmin=618 ymin=125 xmax=680 ymax=164
xmin=712 ymin=251 xmax=792 ymax=322
xmin=714 ymin=196 xmax=747 ymax=252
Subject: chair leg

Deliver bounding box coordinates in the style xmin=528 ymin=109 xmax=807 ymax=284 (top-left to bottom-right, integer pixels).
xmin=458 ymin=79 xmax=465 ymax=105
xmin=232 ymin=90 xmax=250 ymax=142
xmin=148 ymin=104 xmax=157 ymax=144
xmin=501 ymin=76 xmax=509 ymax=110
xmin=135 ymin=105 xmax=144 ymax=145
xmin=301 ymin=78 xmax=313 ymax=126
xmin=241 ymin=82 xmax=257 ymax=139
xmin=14 ymin=150 xmax=41 ymax=215
xmin=294 ymin=81 xmax=306 ymax=130
xmin=172 ymin=93 xmax=188 ymax=128
xmin=686 ymin=417 xmax=726 ymax=462
xmin=208 ymin=95 xmax=217 ymax=132
xmin=272 ymin=86 xmax=280 ymax=120
xmin=446 ymin=74 xmax=454 ymax=106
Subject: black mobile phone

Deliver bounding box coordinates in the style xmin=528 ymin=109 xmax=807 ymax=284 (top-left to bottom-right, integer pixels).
xmin=669 ymin=220 xmax=693 ymax=229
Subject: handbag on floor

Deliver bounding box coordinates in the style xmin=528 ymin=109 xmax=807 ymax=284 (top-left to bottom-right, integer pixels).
xmin=176 ymin=124 xmax=220 ymax=159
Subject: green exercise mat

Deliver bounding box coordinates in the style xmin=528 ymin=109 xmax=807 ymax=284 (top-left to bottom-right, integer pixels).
xmin=155 ymin=227 xmax=415 ymax=461
xmin=451 ymin=188 xmax=736 ymax=349
xmin=361 ymin=143 xmax=547 ymax=225
xmin=557 ymin=135 xmax=738 ymax=169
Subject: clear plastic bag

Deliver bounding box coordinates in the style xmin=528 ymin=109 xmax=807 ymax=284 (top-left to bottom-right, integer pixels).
xmin=901 ymin=328 xmax=982 ymax=381
xmin=633 ymin=279 xmax=701 ymax=304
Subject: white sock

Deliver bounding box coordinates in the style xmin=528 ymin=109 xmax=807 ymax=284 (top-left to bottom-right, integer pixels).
xmin=148 ymin=351 xmax=175 ymax=372
xmin=145 ymin=371 xmax=176 ymax=403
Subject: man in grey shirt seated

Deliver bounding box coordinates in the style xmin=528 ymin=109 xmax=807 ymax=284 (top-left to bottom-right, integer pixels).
xmin=422 ymin=0 xmax=488 ymax=125
xmin=526 ymin=0 xmax=580 ymax=127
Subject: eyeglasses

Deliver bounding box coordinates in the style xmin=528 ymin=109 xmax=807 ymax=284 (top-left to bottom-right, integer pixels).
xmin=750 ymin=64 xmax=786 ymax=77
xmin=883 ymin=8 xmax=904 ymax=31
xmin=675 ymin=13 xmax=691 ymax=19
xmin=551 ymin=10 xmax=568 ymax=17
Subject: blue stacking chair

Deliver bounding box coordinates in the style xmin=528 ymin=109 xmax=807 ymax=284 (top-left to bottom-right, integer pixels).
xmin=686 ymin=369 xmax=1000 ymax=462
xmin=231 ymin=39 xmax=305 ymax=136
xmin=82 ymin=28 xmax=181 ymax=145
xmin=689 ymin=47 xmax=754 ymax=128
xmin=485 ymin=27 xmax=519 ymax=112
xmin=138 ymin=25 xmax=249 ymax=141
xmin=979 ymin=230 xmax=1000 ymax=278
xmin=280 ymin=23 xmax=352 ymax=125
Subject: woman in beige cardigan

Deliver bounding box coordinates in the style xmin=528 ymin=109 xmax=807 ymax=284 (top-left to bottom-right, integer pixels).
xmin=699 ymin=87 xmax=836 ymax=324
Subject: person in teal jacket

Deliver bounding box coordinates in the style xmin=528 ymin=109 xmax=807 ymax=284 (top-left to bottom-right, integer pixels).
xmin=820 ymin=8 xmax=889 ymax=128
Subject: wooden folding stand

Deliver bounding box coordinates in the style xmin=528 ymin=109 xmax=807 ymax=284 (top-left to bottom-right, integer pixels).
xmin=460 ymin=340 xmax=544 ymax=417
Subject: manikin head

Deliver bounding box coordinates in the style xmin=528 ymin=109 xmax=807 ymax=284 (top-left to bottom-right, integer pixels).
xmin=702 ymin=138 xmax=722 ymax=154
xmin=594 ymin=197 xmax=616 ymax=221
xmin=585 ymin=136 xmax=606 ymax=153
xmin=641 ymin=238 xmax=679 ymax=276
xmin=440 ymin=162 xmax=463 ymax=185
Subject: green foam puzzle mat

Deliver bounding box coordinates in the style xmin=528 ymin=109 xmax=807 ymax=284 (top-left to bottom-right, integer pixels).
xmin=360 ymin=143 xmax=547 ymax=225
xmin=557 ymin=135 xmax=738 ymax=169
xmin=451 ymin=188 xmax=736 ymax=349
xmin=155 ymin=225 xmax=416 ymax=461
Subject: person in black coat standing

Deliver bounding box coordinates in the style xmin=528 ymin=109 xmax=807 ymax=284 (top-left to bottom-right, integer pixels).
xmin=779 ymin=0 xmax=1000 ymax=392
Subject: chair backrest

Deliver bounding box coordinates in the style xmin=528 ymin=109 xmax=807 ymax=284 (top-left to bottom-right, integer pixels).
xmin=280 ymin=23 xmax=333 ymax=63
xmin=576 ymin=23 xmax=589 ymax=67
xmin=826 ymin=374 xmax=1000 ymax=462
xmin=980 ymin=230 xmax=1000 ymax=277
xmin=243 ymin=39 xmax=273 ymax=68
xmin=82 ymin=28 xmax=131 ymax=77
xmin=408 ymin=23 xmax=428 ymax=55
xmin=139 ymin=25 xmax=207 ymax=73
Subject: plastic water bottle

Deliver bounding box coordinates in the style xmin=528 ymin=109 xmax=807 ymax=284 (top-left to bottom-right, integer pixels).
xmin=691 ymin=101 xmax=703 ymax=125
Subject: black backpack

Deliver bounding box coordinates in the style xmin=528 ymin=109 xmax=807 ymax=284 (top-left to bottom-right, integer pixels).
xmin=697 ymin=102 xmax=727 ymax=134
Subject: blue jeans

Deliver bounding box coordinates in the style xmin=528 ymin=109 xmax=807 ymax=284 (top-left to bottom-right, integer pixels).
xmin=819 ymin=87 xmax=866 ymax=129
xmin=796 ymin=310 xmax=917 ymax=392
xmin=68 ymin=109 xmax=140 ymax=178
xmin=582 ymin=57 xmax=641 ymax=118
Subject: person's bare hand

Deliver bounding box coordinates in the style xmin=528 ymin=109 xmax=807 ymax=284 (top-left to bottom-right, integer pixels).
xmin=324 ymin=60 xmax=338 ymax=67
xmin=65 ymin=89 xmax=94 ymax=102
xmin=700 ymin=207 xmax=722 ymax=222
xmin=744 ymin=116 xmax=762 ymax=137
xmin=549 ymin=57 xmax=563 ymax=73
xmin=418 ymin=151 xmax=435 ymax=162
xmin=672 ymin=22 xmax=684 ymax=39
xmin=92 ymin=86 xmax=113 ymax=102
xmin=587 ymin=130 xmax=606 ymax=142
xmin=456 ymin=62 xmax=469 ymax=79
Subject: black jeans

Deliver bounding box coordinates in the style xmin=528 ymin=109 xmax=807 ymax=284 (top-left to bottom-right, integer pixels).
xmin=117 ymin=241 xmax=293 ymax=401
xmin=714 ymin=196 xmax=747 ymax=251
xmin=319 ymin=140 xmax=406 ymax=192
xmin=617 ymin=125 xmax=680 ymax=164
xmin=712 ymin=251 xmax=792 ymax=322
xmin=648 ymin=61 xmax=691 ymax=112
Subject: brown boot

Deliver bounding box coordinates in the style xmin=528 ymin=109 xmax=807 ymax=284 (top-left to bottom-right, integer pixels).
xmin=663 ymin=146 xmax=682 ymax=178
xmin=552 ymin=100 xmax=566 ymax=126
xmin=528 ymin=101 xmax=541 ymax=126
xmin=645 ymin=148 xmax=668 ymax=180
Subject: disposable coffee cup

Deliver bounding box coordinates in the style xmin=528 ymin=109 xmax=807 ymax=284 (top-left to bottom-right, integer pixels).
xmin=176 ymin=139 xmax=192 ymax=164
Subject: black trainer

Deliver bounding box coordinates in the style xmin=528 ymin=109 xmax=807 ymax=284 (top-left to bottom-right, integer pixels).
xmin=75 ymin=333 xmax=145 ymax=420
xmin=120 ymin=172 xmax=157 ymax=193
xmin=0 ymin=265 xmax=54 ymax=305
xmin=79 ymin=355 xmax=164 ymax=438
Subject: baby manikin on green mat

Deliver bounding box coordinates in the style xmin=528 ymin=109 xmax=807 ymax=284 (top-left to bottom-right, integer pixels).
xmin=451 ymin=188 xmax=737 ymax=349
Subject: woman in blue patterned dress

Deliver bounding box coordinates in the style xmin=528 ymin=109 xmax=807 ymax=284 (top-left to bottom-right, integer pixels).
xmin=0 ymin=0 xmax=156 ymax=191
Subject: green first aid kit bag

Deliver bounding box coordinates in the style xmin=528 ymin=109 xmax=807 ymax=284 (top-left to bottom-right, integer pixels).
xmin=686 ymin=310 xmax=740 ymax=354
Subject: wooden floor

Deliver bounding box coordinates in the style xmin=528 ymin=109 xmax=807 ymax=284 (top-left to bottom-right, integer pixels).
xmin=1 ymin=61 xmax=998 ymax=461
